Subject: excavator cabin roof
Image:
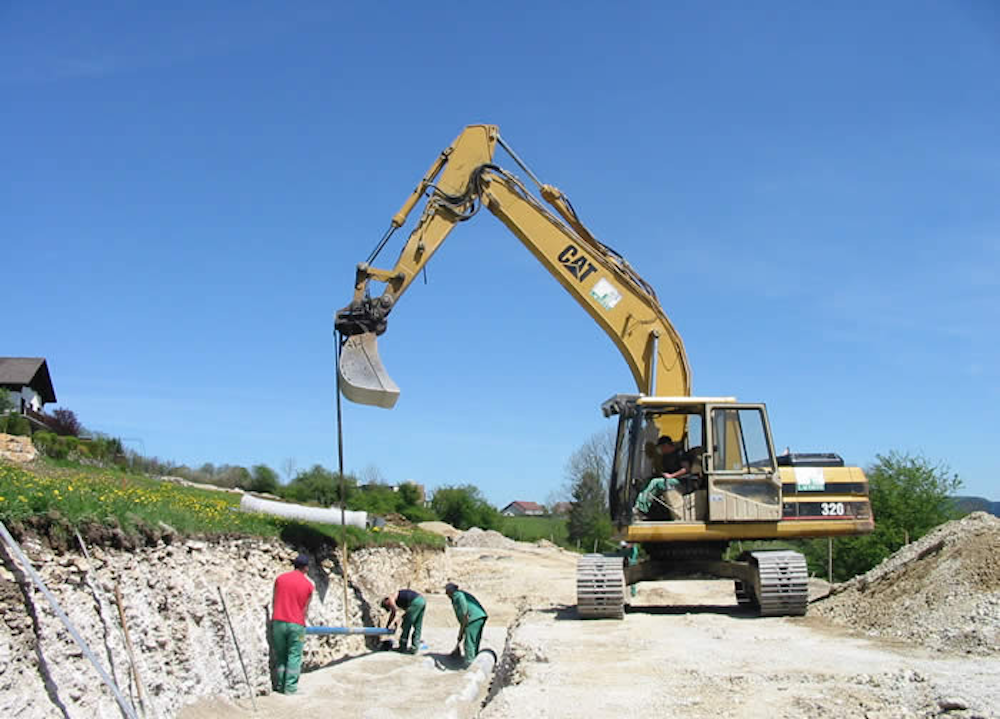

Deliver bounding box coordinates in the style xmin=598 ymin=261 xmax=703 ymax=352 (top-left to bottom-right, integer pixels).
xmin=601 ymin=393 xmax=739 ymax=417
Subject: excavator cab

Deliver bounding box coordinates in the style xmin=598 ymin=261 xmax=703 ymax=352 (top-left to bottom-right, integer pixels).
xmin=605 ymin=394 xmax=782 ymax=527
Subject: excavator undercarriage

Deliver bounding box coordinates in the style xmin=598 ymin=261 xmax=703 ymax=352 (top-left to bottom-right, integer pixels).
xmin=576 ymin=547 xmax=809 ymax=619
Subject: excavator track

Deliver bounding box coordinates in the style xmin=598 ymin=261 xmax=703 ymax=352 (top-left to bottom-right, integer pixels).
xmin=576 ymin=554 xmax=625 ymax=619
xmin=744 ymin=550 xmax=809 ymax=617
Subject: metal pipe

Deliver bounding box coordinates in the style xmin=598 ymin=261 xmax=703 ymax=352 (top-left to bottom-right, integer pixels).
xmin=304 ymin=626 xmax=395 ymax=636
xmin=0 ymin=521 xmax=140 ymax=719
xmin=496 ymin=134 xmax=544 ymax=190
xmin=648 ymin=330 xmax=660 ymax=395
xmin=335 ymin=331 xmax=350 ymax=627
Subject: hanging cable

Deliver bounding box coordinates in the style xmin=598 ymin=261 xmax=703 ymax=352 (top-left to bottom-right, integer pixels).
xmin=334 ymin=332 xmax=350 ymax=626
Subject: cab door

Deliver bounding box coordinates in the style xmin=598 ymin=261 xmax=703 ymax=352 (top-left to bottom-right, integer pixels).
xmin=704 ymin=404 xmax=782 ymax=521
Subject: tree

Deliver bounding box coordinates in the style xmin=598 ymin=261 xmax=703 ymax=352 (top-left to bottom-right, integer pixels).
xmin=0 ymin=388 xmax=14 ymax=413
xmin=358 ymin=463 xmax=386 ymax=486
xmin=398 ymin=482 xmax=424 ymax=508
xmin=565 ymin=430 xmax=615 ymax=551
xmin=249 ymin=464 xmax=280 ymax=494
xmin=281 ymin=457 xmax=299 ymax=483
xmin=567 ymin=468 xmax=612 ymax=551
xmin=431 ymin=485 xmax=500 ymax=530
xmin=46 ymin=407 xmax=82 ymax=437
xmin=214 ymin=464 xmax=252 ymax=489
xmin=283 ymin=465 xmax=356 ymax=506
xmin=804 ymin=451 xmax=962 ymax=581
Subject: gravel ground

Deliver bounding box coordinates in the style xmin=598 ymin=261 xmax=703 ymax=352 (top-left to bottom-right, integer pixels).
xmin=182 ymin=521 xmax=999 ymax=719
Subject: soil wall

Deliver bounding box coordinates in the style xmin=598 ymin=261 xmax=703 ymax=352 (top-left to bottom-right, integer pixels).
xmin=0 ymin=533 xmax=442 ymax=718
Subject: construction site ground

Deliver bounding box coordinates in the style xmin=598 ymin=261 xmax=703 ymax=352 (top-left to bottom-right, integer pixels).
xmin=180 ymin=523 xmax=1000 ymax=719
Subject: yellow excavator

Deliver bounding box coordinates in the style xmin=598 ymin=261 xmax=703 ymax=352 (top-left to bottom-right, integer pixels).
xmin=334 ymin=124 xmax=874 ymax=618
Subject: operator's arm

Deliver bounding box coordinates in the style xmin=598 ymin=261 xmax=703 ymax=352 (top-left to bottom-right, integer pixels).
xmin=663 ymin=459 xmax=691 ymax=480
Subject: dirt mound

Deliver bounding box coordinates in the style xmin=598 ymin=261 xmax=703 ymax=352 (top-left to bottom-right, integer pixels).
xmin=416 ymin=521 xmax=461 ymax=538
xmin=813 ymin=512 xmax=1000 ymax=655
xmin=454 ymin=527 xmax=519 ymax=550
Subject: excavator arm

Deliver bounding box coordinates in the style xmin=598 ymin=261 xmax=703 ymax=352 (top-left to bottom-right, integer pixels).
xmin=334 ymin=124 xmax=691 ymax=413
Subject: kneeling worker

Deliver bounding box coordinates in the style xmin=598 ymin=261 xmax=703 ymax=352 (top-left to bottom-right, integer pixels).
xmin=445 ymin=582 xmax=488 ymax=668
xmin=381 ymin=589 xmax=426 ymax=654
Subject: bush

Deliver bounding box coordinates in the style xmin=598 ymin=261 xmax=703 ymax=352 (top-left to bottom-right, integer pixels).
xmin=32 ymin=431 xmax=57 ymax=453
xmin=45 ymin=408 xmax=82 ymax=437
xmin=430 ymin=485 xmax=500 ymax=530
xmin=0 ymin=414 xmax=31 ymax=436
xmin=282 ymin=465 xmax=357 ymax=506
xmin=248 ymin=464 xmax=280 ymax=494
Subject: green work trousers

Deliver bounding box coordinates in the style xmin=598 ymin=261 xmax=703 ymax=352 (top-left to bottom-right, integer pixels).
xmin=272 ymin=620 xmax=306 ymax=694
xmin=634 ymin=477 xmax=679 ymax=513
xmin=400 ymin=595 xmax=426 ymax=651
xmin=462 ymin=617 xmax=487 ymax=668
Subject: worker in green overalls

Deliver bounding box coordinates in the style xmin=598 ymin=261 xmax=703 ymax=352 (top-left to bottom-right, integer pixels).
xmin=619 ymin=541 xmax=639 ymax=597
xmin=381 ymin=589 xmax=426 ymax=654
xmin=446 ymin=582 xmax=487 ymax=669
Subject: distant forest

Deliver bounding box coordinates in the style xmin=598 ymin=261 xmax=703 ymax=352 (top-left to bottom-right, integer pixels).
xmin=953 ymin=496 xmax=1000 ymax=517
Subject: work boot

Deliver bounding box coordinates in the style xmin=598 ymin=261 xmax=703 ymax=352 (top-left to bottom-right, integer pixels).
xmin=405 ymin=645 xmax=418 ymax=654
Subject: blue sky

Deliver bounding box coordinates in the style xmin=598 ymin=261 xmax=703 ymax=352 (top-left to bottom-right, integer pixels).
xmin=3 ymin=2 xmax=998 ymax=505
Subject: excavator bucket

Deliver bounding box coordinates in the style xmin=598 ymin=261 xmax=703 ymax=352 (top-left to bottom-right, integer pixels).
xmin=338 ymin=332 xmax=400 ymax=409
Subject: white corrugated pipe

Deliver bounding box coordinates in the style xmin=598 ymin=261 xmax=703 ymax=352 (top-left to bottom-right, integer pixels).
xmin=441 ymin=650 xmax=497 ymax=719
xmin=239 ymin=495 xmax=367 ymax=528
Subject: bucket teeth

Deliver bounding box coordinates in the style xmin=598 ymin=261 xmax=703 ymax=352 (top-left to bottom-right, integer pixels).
xmin=338 ymin=333 xmax=400 ymax=409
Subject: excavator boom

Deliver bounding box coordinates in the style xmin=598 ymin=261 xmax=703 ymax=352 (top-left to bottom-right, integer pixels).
xmin=335 ymin=125 xmax=690 ymax=414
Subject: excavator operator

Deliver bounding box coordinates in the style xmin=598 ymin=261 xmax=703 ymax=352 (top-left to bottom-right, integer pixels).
xmin=633 ymin=436 xmax=690 ymax=521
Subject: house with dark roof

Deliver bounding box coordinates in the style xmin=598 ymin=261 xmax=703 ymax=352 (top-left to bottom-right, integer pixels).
xmin=500 ymin=500 xmax=545 ymax=517
xmin=0 ymin=357 xmax=57 ymax=428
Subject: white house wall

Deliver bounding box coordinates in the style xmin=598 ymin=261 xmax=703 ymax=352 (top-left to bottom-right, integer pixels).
xmin=16 ymin=387 xmax=42 ymax=412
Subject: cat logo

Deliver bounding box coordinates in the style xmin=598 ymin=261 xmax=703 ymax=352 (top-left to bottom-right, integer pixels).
xmin=557 ymin=244 xmax=598 ymax=282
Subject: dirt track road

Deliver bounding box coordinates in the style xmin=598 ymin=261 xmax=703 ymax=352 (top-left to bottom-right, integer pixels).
xmin=182 ymin=541 xmax=999 ymax=719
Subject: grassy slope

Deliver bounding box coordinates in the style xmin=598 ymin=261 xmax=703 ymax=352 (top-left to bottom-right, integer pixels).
xmin=0 ymin=459 xmax=444 ymax=551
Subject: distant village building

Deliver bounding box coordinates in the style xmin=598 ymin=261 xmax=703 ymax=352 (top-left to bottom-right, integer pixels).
xmin=550 ymin=502 xmax=572 ymax=516
xmin=500 ymin=501 xmax=545 ymax=517
xmin=0 ymin=357 xmax=56 ymax=430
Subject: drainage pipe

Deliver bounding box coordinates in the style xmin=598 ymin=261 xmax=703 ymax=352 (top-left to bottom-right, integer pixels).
xmin=0 ymin=521 xmax=140 ymax=719
xmin=238 ymin=495 xmax=367 ymax=528
xmin=442 ymin=649 xmax=498 ymax=719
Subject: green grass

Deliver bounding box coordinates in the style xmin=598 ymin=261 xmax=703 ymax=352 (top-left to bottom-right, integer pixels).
xmin=499 ymin=515 xmax=569 ymax=546
xmin=0 ymin=460 xmax=444 ymax=551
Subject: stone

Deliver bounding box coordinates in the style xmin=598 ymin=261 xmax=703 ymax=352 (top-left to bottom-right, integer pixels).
xmin=938 ymin=697 xmax=968 ymax=711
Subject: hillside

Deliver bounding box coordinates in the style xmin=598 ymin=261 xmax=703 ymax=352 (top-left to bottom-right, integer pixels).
xmin=953 ymin=495 xmax=1000 ymax=517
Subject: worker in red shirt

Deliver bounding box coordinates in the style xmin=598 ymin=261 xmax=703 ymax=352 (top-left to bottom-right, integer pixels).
xmin=271 ymin=553 xmax=315 ymax=694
